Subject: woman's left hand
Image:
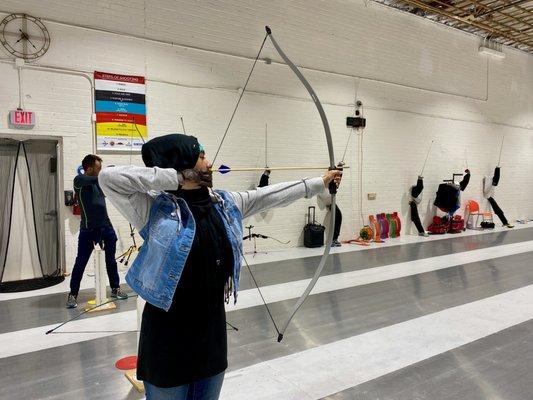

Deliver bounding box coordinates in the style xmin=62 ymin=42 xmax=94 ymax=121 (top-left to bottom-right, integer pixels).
xmin=322 ymin=169 xmax=343 ymax=189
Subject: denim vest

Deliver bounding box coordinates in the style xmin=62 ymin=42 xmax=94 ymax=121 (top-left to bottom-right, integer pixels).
xmin=125 ymin=190 xmax=243 ymax=311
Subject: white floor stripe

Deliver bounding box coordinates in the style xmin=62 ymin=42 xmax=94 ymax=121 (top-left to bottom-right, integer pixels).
xmin=0 ymin=269 xmax=129 ymax=302
xmin=220 ymin=284 xmax=533 ymax=400
xmin=1 ymin=239 xmax=533 ymax=359
xmin=228 ymin=239 xmax=533 ymax=311
xmin=244 ymin=224 xmax=532 ymax=267
xmin=1 ymin=224 xmax=530 ymax=302
xmin=0 ymin=311 xmax=136 ymax=359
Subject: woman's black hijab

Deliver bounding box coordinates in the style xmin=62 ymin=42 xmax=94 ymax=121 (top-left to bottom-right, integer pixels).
xmin=141 ymin=134 xmax=201 ymax=171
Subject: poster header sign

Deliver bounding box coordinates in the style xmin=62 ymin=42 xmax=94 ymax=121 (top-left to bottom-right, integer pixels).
xmin=94 ymin=71 xmax=147 ymax=152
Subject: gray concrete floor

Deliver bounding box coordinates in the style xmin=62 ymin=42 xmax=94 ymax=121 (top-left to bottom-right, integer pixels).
xmin=323 ymin=319 xmax=533 ymax=400
xmin=1 ymin=228 xmax=532 ymax=400
xmin=2 ymin=228 xmax=529 ymax=334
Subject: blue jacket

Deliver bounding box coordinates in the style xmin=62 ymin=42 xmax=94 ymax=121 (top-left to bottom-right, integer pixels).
xmin=125 ymin=190 xmax=243 ymax=311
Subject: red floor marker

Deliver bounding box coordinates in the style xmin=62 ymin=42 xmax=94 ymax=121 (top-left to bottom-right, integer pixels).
xmin=115 ymin=355 xmax=137 ymax=370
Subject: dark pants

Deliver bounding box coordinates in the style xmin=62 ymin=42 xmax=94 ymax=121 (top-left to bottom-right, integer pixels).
xmin=410 ymin=201 xmax=425 ymax=234
xmin=488 ymin=197 xmax=509 ymax=225
xmin=144 ymin=372 xmax=224 ymax=400
xmin=70 ymin=225 xmax=120 ymax=295
xmin=331 ymin=205 xmax=342 ymax=241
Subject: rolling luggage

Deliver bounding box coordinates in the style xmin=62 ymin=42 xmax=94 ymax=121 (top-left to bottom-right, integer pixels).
xmin=303 ymin=206 xmax=325 ymax=248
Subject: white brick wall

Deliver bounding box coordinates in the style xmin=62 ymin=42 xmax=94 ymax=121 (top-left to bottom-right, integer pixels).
xmin=0 ymin=1 xmax=531 ymax=271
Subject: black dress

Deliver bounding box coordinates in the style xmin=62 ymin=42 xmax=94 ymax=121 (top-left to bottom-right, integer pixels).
xmin=137 ymin=187 xmax=234 ymax=388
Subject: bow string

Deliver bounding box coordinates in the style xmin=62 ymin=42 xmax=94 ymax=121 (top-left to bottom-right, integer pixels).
xmin=213 ymin=26 xmax=337 ymax=342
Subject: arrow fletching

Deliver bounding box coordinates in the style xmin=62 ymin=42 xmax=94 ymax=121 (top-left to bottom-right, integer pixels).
xmin=218 ymin=164 xmax=231 ymax=174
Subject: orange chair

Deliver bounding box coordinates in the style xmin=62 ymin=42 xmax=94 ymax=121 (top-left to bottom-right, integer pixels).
xmin=465 ymin=200 xmax=492 ymax=229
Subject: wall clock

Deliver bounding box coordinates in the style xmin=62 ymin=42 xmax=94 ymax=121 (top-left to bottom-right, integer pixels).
xmin=0 ymin=13 xmax=50 ymax=60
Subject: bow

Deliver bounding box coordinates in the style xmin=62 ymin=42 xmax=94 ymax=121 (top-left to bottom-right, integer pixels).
xmin=213 ymin=26 xmax=337 ymax=342
xmin=266 ymin=26 xmax=337 ymax=341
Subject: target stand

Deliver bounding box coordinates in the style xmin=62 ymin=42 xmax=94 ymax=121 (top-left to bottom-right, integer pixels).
xmin=85 ymin=248 xmax=116 ymax=312
xmin=115 ymin=297 xmax=146 ymax=393
xmin=115 ymin=356 xmax=144 ymax=393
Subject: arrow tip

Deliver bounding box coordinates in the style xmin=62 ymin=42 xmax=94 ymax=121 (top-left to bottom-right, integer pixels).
xmin=265 ymin=26 xmax=271 ymax=35
xmin=277 ymin=333 xmax=283 ymax=342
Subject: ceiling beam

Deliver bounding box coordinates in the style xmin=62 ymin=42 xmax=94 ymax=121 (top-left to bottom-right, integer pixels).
xmin=476 ymin=0 xmax=532 ymax=17
xmin=398 ymin=0 xmax=531 ymax=46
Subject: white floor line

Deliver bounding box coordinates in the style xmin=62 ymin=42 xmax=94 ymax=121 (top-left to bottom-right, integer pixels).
xmin=1 ymin=239 xmax=532 ymax=359
xmin=219 ymin=284 xmax=533 ymax=400
xmin=0 ymin=269 xmax=129 ymax=302
xmin=1 ymin=224 xmax=531 ymax=302
xmin=228 ymin=239 xmax=533 ymax=311
xmin=0 ymin=311 xmax=136 ymax=359
xmin=244 ymin=223 xmax=533 ymax=266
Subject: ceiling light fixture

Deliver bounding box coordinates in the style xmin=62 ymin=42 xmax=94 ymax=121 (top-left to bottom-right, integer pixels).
xmin=478 ymin=37 xmax=505 ymax=59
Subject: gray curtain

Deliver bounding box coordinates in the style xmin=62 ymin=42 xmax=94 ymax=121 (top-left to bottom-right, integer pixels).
xmin=22 ymin=140 xmax=60 ymax=277
xmin=0 ymin=139 xmax=20 ymax=280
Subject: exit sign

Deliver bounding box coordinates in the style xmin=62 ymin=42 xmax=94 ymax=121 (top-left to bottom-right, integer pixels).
xmin=9 ymin=110 xmax=36 ymax=128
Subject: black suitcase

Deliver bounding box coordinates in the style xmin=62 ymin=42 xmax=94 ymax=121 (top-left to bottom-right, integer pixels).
xmin=304 ymin=206 xmax=325 ymax=248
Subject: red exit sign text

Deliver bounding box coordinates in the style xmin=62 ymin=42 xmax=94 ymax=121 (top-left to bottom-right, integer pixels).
xmin=9 ymin=110 xmax=36 ymax=128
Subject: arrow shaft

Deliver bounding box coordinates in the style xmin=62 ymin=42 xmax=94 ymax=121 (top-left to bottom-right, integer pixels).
xmin=265 ymin=123 xmax=268 ymax=168
xmin=219 ymin=166 xmax=349 ymax=172
xmin=498 ymin=134 xmax=505 ymax=166
xmin=180 ymin=116 xmax=187 ymax=134
xmin=420 ymin=140 xmax=434 ymax=176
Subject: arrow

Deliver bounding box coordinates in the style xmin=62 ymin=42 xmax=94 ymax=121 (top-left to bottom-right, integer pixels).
xmin=497 ymin=134 xmax=505 ymax=166
xmin=217 ymin=164 xmax=349 ymax=174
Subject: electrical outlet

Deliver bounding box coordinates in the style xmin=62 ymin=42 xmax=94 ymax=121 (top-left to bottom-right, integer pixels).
xmin=367 ymin=193 xmax=377 ymax=200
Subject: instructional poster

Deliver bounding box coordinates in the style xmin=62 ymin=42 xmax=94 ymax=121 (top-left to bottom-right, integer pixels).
xmin=94 ymin=71 xmax=147 ymax=152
